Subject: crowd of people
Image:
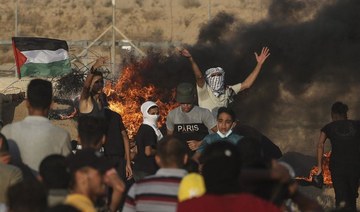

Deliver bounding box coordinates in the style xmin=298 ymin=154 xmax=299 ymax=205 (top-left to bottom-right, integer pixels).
xmin=0 ymin=47 xmax=358 ymax=212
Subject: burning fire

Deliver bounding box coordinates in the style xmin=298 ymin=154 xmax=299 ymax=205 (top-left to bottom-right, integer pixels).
xmin=296 ymin=152 xmax=332 ymax=186
xmin=103 ymin=62 xmax=179 ymax=139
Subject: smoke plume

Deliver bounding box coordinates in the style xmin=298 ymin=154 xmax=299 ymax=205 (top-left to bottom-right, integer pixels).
xmin=124 ymin=0 xmax=360 ymax=153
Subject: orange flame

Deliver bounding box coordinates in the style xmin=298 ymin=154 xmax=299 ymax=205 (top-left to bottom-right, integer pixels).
xmin=103 ymin=62 xmax=178 ymax=139
xmin=296 ymin=152 xmax=332 ymax=186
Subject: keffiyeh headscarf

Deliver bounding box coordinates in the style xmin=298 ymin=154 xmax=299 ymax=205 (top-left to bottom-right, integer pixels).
xmin=205 ymin=67 xmax=225 ymax=97
xmin=141 ymin=101 xmax=163 ymax=141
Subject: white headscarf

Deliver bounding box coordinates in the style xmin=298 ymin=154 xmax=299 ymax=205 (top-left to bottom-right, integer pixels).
xmin=205 ymin=67 xmax=225 ymax=97
xmin=141 ymin=101 xmax=163 ymax=141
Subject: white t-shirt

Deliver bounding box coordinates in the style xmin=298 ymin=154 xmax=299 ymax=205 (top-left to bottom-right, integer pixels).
xmin=1 ymin=116 xmax=71 ymax=173
xmin=197 ymin=83 xmax=242 ymax=115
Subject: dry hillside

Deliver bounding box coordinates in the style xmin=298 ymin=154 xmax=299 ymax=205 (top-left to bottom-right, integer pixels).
xmin=0 ymin=0 xmax=272 ymax=63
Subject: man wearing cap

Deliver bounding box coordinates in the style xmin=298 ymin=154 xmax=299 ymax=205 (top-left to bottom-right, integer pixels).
xmin=166 ymin=83 xmax=217 ymax=156
xmin=180 ymin=47 xmax=270 ymax=115
xmin=65 ymin=148 xmax=125 ymax=212
xmin=123 ymin=136 xmax=188 ymax=212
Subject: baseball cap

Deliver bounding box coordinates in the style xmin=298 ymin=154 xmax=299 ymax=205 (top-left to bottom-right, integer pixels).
xmin=178 ymin=173 xmax=206 ymax=202
xmin=66 ymin=148 xmax=114 ymax=174
xmin=176 ymin=83 xmax=195 ymax=104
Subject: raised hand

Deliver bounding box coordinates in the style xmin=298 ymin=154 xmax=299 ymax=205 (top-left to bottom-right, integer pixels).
xmin=179 ymin=48 xmax=192 ymax=58
xmin=93 ymin=56 xmax=108 ymax=70
xmin=255 ymin=47 xmax=270 ymax=65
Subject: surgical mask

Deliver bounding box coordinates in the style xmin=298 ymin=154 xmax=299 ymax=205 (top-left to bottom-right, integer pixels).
xmin=217 ymin=129 xmax=232 ymax=138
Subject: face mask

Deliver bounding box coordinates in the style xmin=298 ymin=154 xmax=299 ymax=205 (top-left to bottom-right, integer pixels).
xmin=146 ymin=114 xmax=159 ymax=124
xmin=217 ymin=129 xmax=232 ymax=138
xmin=206 ymin=69 xmax=225 ymax=97
xmin=208 ymin=75 xmax=224 ymax=91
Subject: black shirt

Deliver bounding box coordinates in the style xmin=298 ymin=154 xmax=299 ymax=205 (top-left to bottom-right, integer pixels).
xmin=321 ymin=120 xmax=360 ymax=171
xmin=133 ymin=124 xmax=158 ymax=174
xmin=79 ymin=96 xmax=105 ymax=118
xmin=103 ymin=108 xmax=126 ymax=157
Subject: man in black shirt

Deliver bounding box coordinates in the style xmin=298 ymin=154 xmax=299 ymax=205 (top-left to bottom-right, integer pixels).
xmin=104 ymin=108 xmax=132 ymax=180
xmin=316 ymin=101 xmax=360 ymax=211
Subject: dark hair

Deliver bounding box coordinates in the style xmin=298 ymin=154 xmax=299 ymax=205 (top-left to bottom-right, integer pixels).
xmin=77 ymin=116 xmax=107 ymax=148
xmin=99 ymin=93 xmax=109 ymax=107
xmin=157 ymin=136 xmax=187 ymax=168
xmin=27 ymin=79 xmax=52 ymax=110
xmin=236 ymin=137 xmax=266 ymax=168
xmin=148 ymin=105 xmax=158 ymax=112
xmin=7 ymin=180 xmax=48 ymax=212
xmin=46 ymin=204 xmax=80 ymax=212
xmin=39 ymin=154 xmax=70 ymax=189
xmin=92 ymin=70 xmax=103 ymax=78
xmin=217 ymin=107 xmax=236 ymax=122
xmin=201 ymin=142 xmax=241 ymax=195
xmin=184 ymin=159 xmax=199 ymax=173
xmin=331 ymin=101 xmax=348 ymax=117
xmin=0 ymin=133 xmax=9 ymax=153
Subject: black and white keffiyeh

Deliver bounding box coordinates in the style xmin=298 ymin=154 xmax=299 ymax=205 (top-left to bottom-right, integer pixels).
xmin=205 ymin=67 xmax=225 ymax=97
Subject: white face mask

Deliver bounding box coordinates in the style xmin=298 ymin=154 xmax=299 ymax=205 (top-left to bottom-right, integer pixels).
xmin=146 ymin=114 xmax=159 ymax=124
xmin=217 ymin=129 xmax=232 ymax=138
xmin=141 ymin=101 xmax=163 ymax=141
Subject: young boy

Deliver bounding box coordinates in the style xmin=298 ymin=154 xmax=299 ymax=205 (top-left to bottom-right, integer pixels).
xmin=193 ymin=107 xmax=243 ymax=161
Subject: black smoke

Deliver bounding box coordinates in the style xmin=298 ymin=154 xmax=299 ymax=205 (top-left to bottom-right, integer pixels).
xmin=125 ymin=0 xmax=360 ymax=141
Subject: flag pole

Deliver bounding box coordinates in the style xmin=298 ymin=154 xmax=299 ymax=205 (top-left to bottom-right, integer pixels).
xmin=14 ymin=0 xmax=19 ymax=78
xmin=111 ymin=0 xmax=116 ymax=75
xmin=15 ymin=0 xmax=18 ymax=36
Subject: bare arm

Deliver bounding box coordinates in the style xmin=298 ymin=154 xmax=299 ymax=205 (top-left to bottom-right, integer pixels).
xmin=316 ymin=131 xmax=327 ymax=175
xmin=122 ymin=130 xmax=132 ymax=179
xmin=79 ymin=57 xmax=107 ymax=113
xmin=180 ymin=49 xmax=205 ymax=88
xmin=80 ymin=57 xmax=107 ymax=101
xmin=192 ymin=151 xmax=201 ymax=164
xmin=240 ymin=47 xmax=270 ymax=91
xmin=104 ymin=169 xmax=125 ymax=212
xmin=167 ymin=129 xmax=174 ymax=135
xmin=187 ymin=140 xmax=203 ymax=151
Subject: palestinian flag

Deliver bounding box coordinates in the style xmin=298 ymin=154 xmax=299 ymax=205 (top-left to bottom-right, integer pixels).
xmin=12 ymin=37 xmax=71 ymax=78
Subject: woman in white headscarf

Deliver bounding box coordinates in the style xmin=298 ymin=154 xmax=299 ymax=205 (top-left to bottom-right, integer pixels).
xmin=180 ymin=47 xmax=270 ymax=116
xmin=132 ymin=101 xmax=163 ymax=181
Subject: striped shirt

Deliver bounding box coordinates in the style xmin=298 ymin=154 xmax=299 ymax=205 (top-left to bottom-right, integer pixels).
xmin=123 ymin=168 xmax=187 ymax=212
